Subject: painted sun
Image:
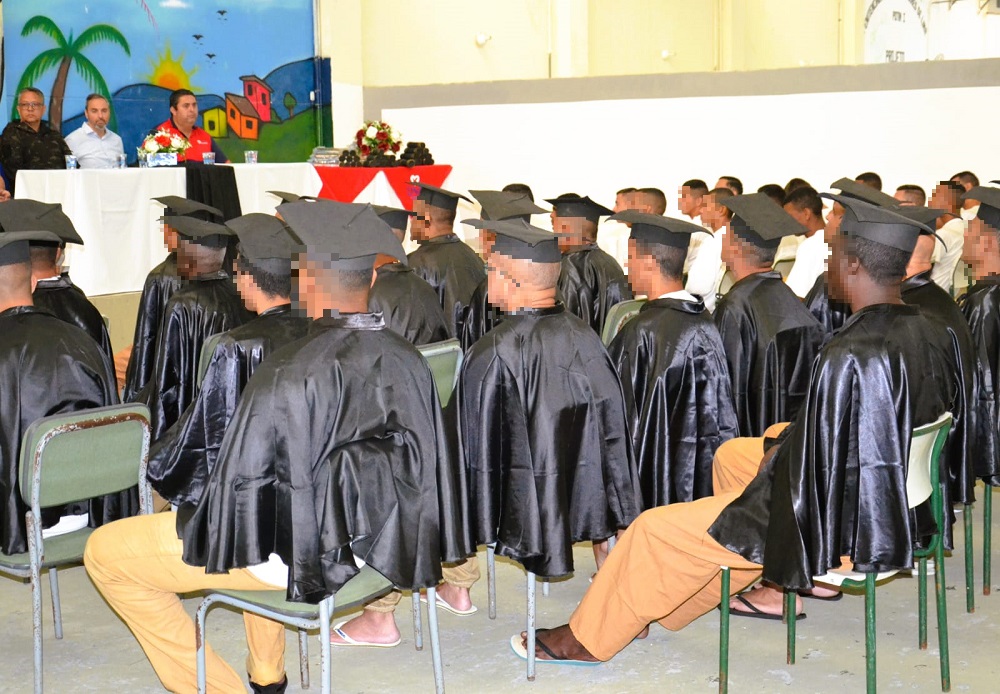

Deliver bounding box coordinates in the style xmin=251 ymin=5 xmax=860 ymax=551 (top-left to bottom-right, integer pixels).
xmin=145 ymin=44 xmax=199 ymax=91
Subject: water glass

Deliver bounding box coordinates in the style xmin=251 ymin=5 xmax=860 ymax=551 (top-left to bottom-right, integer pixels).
xmin=244 ymin=150 xmax=259 ymax=165
xmin=137 ymin=152 xmax=148 ymax=168
xmin=202 ymin=152 xmax=216 ymax=165
xmin=117 ymin=153 xmax=128 ymax=169
xmin=65 ymin=154 xmax=78 ymax=170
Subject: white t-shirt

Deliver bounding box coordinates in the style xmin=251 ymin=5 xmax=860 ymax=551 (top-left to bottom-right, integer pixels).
xmin=786 ymin=230 xmax=829 ymax=298
xmin=930 ymin=216 xmax=966 ymax=292
xmin=597 ymin=219 xmax=631 ymax=271
xmin=685 ymin=226 xmax=724 ymax=312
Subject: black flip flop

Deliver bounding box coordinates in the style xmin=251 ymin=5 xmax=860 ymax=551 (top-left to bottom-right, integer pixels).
xmin=728 ymin=593 xmax=807 ymax=621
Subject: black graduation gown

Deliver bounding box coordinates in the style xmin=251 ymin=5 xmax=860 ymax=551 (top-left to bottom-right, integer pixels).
xmin=0 ymin=306 xmax=126 ymax=555
xmin=804 ymin=273 xmax=852 ymax=337
xmin=959 ymin=276 xmax=1000 ymax=484
xmin=182 ymin=313 xmax=472 ymax=603
xmin=460 ymin=278 xmax=505 ymax=352
xmin=459 ymin=303 xmax=642 ymax=578
xmin=608 ymin=296 xmax=739 ymax=510
xmin=714 ymin=271 xmax=826 ymax=437
xmin=368 ymin=262 xmax=450 ymax=346
xmin=135 ymin=271 xmax=252 ymax=442
xmin=123 ymin=253 xmax=181 ymax=402
xmin=407 ymin=234 xmax=486 ymax=339
xmin=32 ymin=274 xmax=114 ymax=362
xmin=709 ymin=304 xmax=957 ymax=590
xmin=903 ymin=271 xmax=1000 ymax=510
xmin=557 ymin=244 xmax=634 ymax=334
xmin=146 ymin=305 xmax=311 ymax=506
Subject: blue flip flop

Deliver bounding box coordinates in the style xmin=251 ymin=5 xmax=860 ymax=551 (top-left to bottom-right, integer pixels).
xmin=509 ymin=634 xmax=601 ymax=667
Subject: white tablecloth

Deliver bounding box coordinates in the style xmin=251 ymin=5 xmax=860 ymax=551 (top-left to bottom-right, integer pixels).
xmin=227 ymin=163 xmax=322 ymax=214
xmin=16 ymin=168 xmax=186 ymax=296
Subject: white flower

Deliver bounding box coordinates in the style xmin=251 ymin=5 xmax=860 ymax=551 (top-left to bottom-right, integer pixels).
xmin=144 ymin=139 xmax=159 ymax=153
xmin=366 ymin=125 xmax=378 ymax=139
xmin=171 ymin=136 xmax=185 ymax=150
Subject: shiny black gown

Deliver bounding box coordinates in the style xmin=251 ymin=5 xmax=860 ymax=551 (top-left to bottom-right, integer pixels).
xmin=557 ymin=244 xmax=634 ymax=334
xmin=135 ymin=271 xmax=252 ymax=441
xmin=460 ymin=278 xmax=505 ymax=352
xmin=182 ymin=313 xmax=471 ymax=603
xmin=959 ymin=276 xmax=1000 ymax=480
xmin=710 ymin=304 xmax=957 ymax=589
xmin=32 ymin=273 xmax=113 ymax=362
xmin=0 ymin=307 xmax=126 ymax=555
xmin=608 ymin=297 xmax=739 ymax=509
xmin=123 ymin=253 xmax=181 ymax=402
xmin=407 ymin=235 xmax=486 ymax=339
xmin=147 ymin=305 xmax=311 ymax=506
xmin=714 ymin=271 xmax=826 ymax=437
xmin=804 ymin=273 xmax=852 ymax=337
xmin=459 ymin=304 xmax=641 ymax=578
xmin=368 ymin=262 xmax=450 ymax=346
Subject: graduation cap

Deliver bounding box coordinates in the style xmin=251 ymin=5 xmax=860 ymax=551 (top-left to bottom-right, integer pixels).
xmin=609 ymin=210 xmax=708 ymax=249
xmin=277 ymin=200 xmax=406 ymax=268
xmin=415 ymin=183 xmax=471 ymax=212
xmin=721 ymin=193 xmax=808 ymax=248
xmin=267 ymin=191 xmax=317 ymax=204
xmin=820 ymin=193 xmax=931 ymax=253
xmin=829 ymin=178 xmax=900 ymax=208
xmin=0 ymin=200 xmax=83 ymax=245
xmin=372 ymin=204 xmax=415 ymax=232
xmin=964 ymin=186 xmax=1000 ymax=230
xmin=152 ymin=195 xmax=223 ymax=222
xmin=225 ymin=213 xmax=298 ymax=275
xmin=544 ymin=194 xmax=613 ymax=223
xmin=0 ymin=231 xmax=63 ymax=267
xmin=462 ymin=218 xmax=561 ymax=263
xmin=167 ymin=215 xmax=234 ymax=249
xmin=469 ymin=190 xmax=547 ymax=222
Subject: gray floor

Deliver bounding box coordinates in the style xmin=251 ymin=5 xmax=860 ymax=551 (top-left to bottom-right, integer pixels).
xmin=5 ymin=498 xmax=1000 ymax=693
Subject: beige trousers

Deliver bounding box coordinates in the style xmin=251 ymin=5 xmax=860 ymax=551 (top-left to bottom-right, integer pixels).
xmin=366 ymin=557 xmax=482 ymax=613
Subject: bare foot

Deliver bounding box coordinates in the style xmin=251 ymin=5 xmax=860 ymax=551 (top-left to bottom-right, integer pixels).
xmin=593 ymin=539 xmax=610 ymax=571
xmin=520 ymin=626 xmax=600 ymax=662
xmin=436 ymin=582 xmax=473 ymax=612
xmin=730 ymin=584 xmax=803 ymax=617
xmin=329 ymin=609 xmax=400 ymax=646
xmin=802 ymin=584 xmax=841 ymax=599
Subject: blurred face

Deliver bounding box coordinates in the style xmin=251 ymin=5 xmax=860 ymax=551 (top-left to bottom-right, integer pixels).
xmin=720 ymin=223 xmax=737 ymax=270
xmin=480 ymin=230 xmax=496 ymax=259
xmin=487 ymin=253 xmax=519 ymax=313
xmin=162 ymin=223 xmax=180 ymax=254
xmin=826 ymin=232 xmax=851 ymax=303
xmin=678 ymin=186 xmax=702 ymax=217
xmin=16 ymin=90 xmax=45 ymax=128
xmin=234 ymin=263 xmax=260 ymax=313
xmin=411 ymin=199 xmax=431 ymax=242
xmin=552 ymin=214 xmax=576 ymax=253
xmin=825 ymin=202 xmax=845 ymax=235
xmin=170 ymin=95 xmax=199 ymax=130
xmin=85 ymin=97 xmax=110 ymax=133
xmin=930 ymin=183 xmax=956 ymax=212
xmin=625 ymin=238 xmax=654 ymax=296
xmin=962 ymin=217 xmax=995 ymax=267
xmin=702 ymin=194 xmax=726 ymax=229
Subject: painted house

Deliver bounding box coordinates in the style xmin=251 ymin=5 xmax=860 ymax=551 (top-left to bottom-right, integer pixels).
xmin=225 ymin=93 xmax=260 ymax=140
xmin=202 ymin=106 xmax=228 ymax=138
xmin=239 ymin=75 xmax=273 ymax=122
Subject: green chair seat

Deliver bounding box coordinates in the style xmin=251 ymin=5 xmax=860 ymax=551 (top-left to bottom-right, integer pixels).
xmin=0 ymin=528 xmax=95 ymax=572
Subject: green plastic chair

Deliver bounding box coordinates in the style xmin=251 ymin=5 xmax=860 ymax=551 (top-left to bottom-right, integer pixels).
xmin=772 ymin=258 xmax=795 ymax=280
xmin=600 ymin=299 xmax=647 ymax=346
xmin=418 ymin=338 xmax=463 ymax=408
xmin=0 ymin=404 xmax=152 ymax=694
xmin=719 ymin=412 xmax=952 ymax=694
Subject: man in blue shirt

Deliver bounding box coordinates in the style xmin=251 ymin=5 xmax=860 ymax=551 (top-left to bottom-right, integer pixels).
xmin=65 ymin=94 xmax=125 ymax=169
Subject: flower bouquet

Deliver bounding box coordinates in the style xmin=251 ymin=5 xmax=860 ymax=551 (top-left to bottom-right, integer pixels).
xmin=138 ymin=129 xmax=190 ymax=167
xmin=355 ymin=121 xmax=402 ymax=161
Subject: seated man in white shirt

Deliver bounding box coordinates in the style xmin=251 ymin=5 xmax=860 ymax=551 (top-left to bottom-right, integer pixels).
xmin=929 ymin=180 xmax=967 ymax=292
xmin=600 ymin=187 xmax=668 ymax=268
xmin=950 ymin=171 xmax=980 ymax=221
xmin=782 ymin=186 xmax=829 ymax=298
xmin=685 ymin=187 xmax=730 ymax=312
xmin=64 ymin=94 xmax=125 ymax=169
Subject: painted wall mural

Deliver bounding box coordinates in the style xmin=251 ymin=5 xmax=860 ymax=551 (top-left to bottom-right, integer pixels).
xmin=2 ymin=0 xmax=331 ymax=163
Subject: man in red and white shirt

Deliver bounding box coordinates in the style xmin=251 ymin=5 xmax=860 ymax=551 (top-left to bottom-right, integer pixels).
xmin=151 ymin=89 xmax=227 ymax=164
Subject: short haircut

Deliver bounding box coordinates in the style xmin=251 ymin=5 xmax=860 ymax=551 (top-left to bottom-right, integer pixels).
xmin=940 ymin=180 xmax=966 ymax=197
xmin=29 ymin=245 xmax=59 ymax=266
xmin=784 ymin=177 xmax=811 ymax=196
xmin=783 ymin=186 xmax=823 ymax=218
xmin=636 ymin=239 xmax=686 ymax=281
xmin=734 ymin=233 xmax=777 ymax=266
xmin=855 ymin=172 xmax=883 ymax=191
xmin=637 ymin=187 xmax=667 ymax=215
xmin=433 ymin=206 xmax=456 ymax=225
xmin=616 ymin=187 xmax=637 ymax=196
xmin=502 ymin=183 xmax=534 ymax=201
xmin=682 ymin=179 xmax=709 ymax=195
xmin=719 ymin=176 xmax=743 ymax=195
xmin=950 ymin=171 xmax=979 ymax=187
xmin=19 ymin=87 xmax=44 ymax=101
xmin=85 ymin=93 xmax=109 ymax=108
xmin=709 ymin=187 xmax=734 ymax=218
xmin=236 ymin=254 xmax=291 ymax=298
xmin=896 ymin=184 xmax=927 ymax=206
xmin=169 ymin=88 xmax=196 ymax=110
xmin=757 ymin=184 xmax=785 ymax=206
xmin=844 ymin=235 xmax=910 ymax=285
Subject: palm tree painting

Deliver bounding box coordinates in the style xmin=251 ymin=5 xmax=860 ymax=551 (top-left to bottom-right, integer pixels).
xmin=13 ymin=17 xmax=130 ymax=132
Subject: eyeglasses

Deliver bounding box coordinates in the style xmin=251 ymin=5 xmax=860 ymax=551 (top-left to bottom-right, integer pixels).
xmin=18 ymin=102 xmax=43 ymax=110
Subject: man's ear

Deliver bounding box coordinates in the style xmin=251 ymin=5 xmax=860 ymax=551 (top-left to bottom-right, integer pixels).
xmin=842 ymin=251 xmax=863 ymax=279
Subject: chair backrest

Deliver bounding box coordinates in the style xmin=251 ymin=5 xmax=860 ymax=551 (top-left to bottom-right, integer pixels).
xmin=772 ymin=258 xmax=795 ymax=280
xmin=18 ymin=403 xmax=151 ymax=514
xmin=196 ymin=332 xmax=225 ymax=388
xmin=906 ymin=412 xmax=953 ymax=509
xmin=600 ymin=299 xmax=647 ymax=346
xmin=418 ymin=339 xmax=463 ymax=407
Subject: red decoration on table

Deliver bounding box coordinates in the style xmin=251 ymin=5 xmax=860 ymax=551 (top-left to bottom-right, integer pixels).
xmin=314 ymin=165 xmax=453 ymax=210
xmin=314 ymin=167 xmax=378 ymax=202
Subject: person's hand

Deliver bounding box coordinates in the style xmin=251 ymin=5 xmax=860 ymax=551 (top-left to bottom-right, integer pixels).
xmin=0 ymin=189 xmax=11 ymax=202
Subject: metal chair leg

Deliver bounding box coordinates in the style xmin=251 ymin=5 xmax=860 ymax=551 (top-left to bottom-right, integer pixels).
xmin=195 ymin=598 xmax=211 ymax=694
xmin=919 ymin=556 xmax=928 ymax=649
xmin=985 ymin=488 xmax=993 ymax=596
xmin=426 ymin=586 xmax=445 ymax=694
xmin=319 ymin=597 xmax=333 ymax=694
xmin=526 ymin=570 xmax=536 ymax=681
xmin=28 ymin=517 xmax=43 ymax=694
xmin=935 ymin=533 xmax=952 ymax=691
xmin=786 ymin=590 xmax=796 ymax=665
xmin=865 ymin=573 xmax=877 ymax=694
xmin=719 ymin=567 xmax=729 ymax=694
xmin=413 ymin=591 xmax=424 ymax=651
xmin=964 ymin=503 xmax=974 ymax=612
xmin=49 ymin=568 xmax=63 ymax=639
xmin=298 ymin=628 xmax=310 ymax=689
xmin=487 ymin=544 xmax=497 ymax=619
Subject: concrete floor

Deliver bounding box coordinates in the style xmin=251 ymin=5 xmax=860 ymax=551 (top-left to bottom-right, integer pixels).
xmin=5 ymin=499 xmax=1000 ymax=693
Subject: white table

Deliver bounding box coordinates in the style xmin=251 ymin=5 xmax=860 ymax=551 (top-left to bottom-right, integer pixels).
xmin=226 ymin=162 xmax=322 ymax=214
xmin=16 ymin=168 xmax=186 ymax=296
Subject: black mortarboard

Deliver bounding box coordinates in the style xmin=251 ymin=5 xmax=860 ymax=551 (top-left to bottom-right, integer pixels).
xmin=892 ymin=206 xmax=947 ymax=230
xmin=721 ymin=193 xmax=807 ymax=248
xmin=415 ymin=183 xmax=471 ymax=212
xmin=830 ymin=178 xmax=900 ymax=208
xmin=267 ymin=191 xmax=317 ymax=204
xmin=0 ymin=231 xmax=63 ymax=266
xmin=225 ymin=213 xmax=297 ymax=275
xmin=152 ymin=195 xmax=223 ymax=222
xmin=609 ymin=210 xmax=708 ymax=249
xmin=469 ymin=190 xmax=547 ymax=222
xmin=0 ymin=200 xmax=83 ymax=245
xmin=372 ymin=205 xmax=415 ymax=232
xmin=277 ymin=200 xmax=406 ymax=267
xmin=964 ymin=186 xmax=1000 ymax=230
xmin=820 ymin=193 xmax=931 ymax=253
xmin=544 ymin=194 xmax=613 ymax=223
xmin=462 ymin=218 xmax=561 ymax=263
xmin=167 ymin=215 xmax=234 ymax=248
